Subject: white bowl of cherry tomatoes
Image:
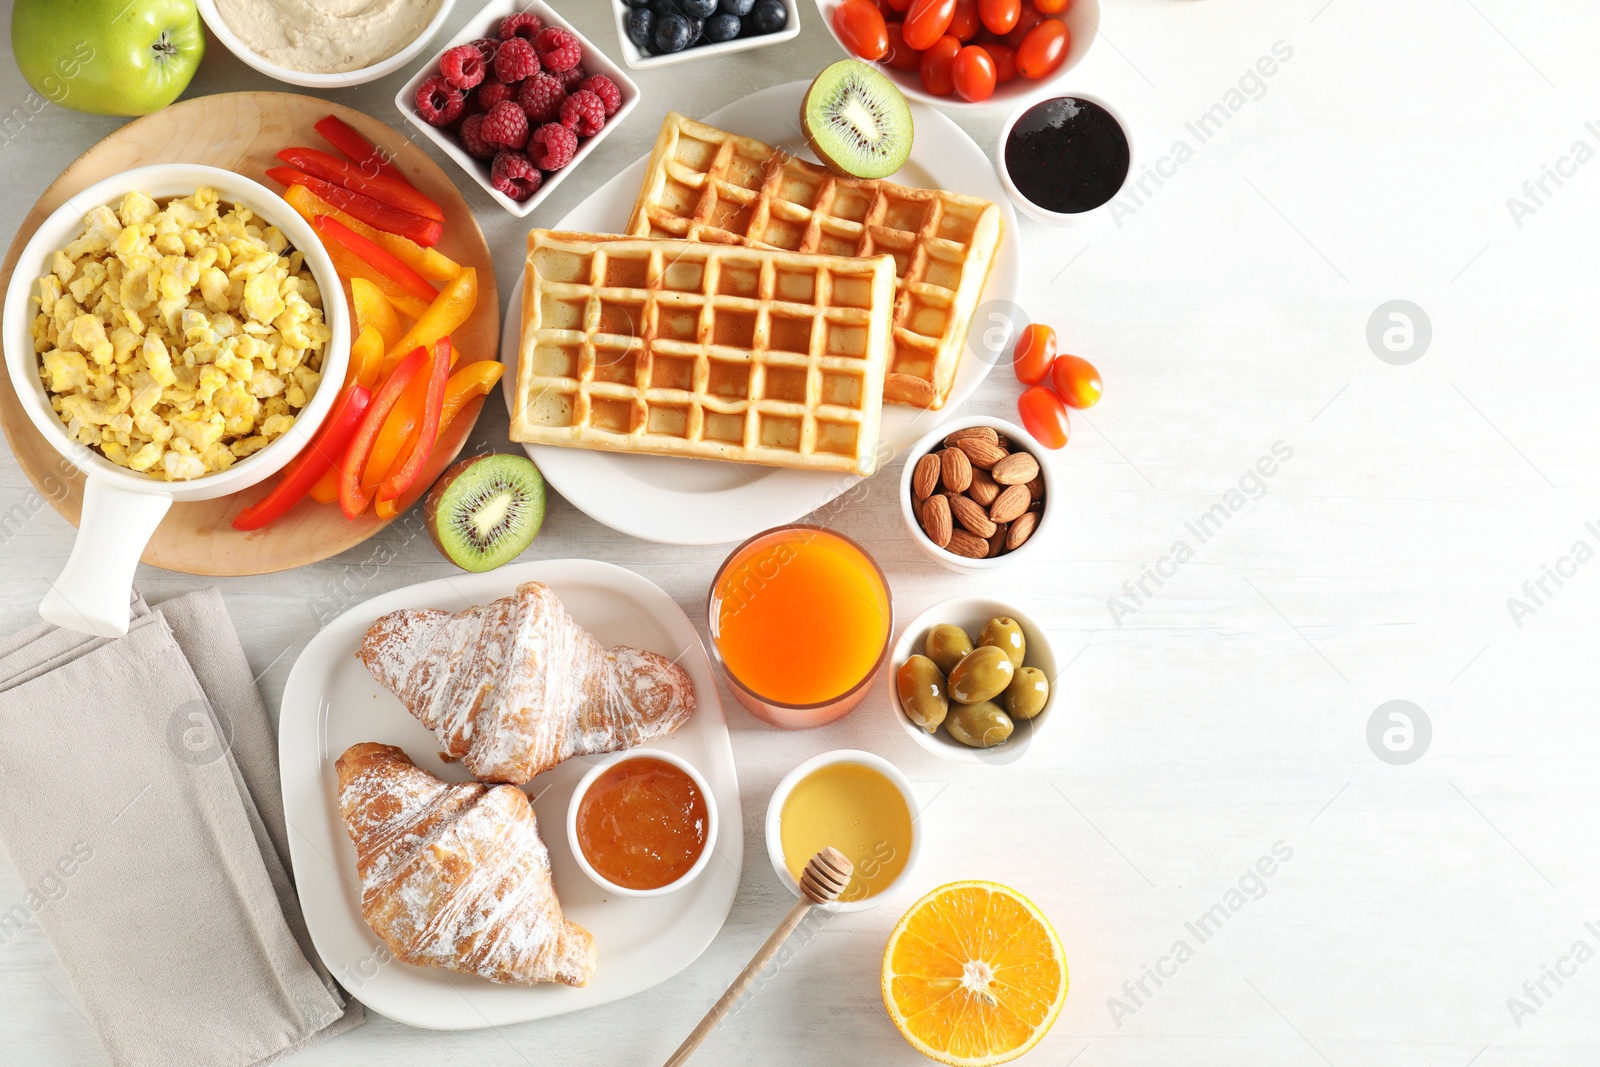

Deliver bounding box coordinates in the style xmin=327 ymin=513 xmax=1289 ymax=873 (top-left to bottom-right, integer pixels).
xmin=813 ymin=0 xmax=1098 ymax=109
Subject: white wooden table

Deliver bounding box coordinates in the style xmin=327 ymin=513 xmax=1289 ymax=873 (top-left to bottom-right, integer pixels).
xmin=3 ymin=1 xmax=1598 ymax=1064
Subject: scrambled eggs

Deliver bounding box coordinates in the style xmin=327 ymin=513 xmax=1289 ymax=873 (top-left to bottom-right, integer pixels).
xmin=31 ymin=188 xmax=332 ymax=480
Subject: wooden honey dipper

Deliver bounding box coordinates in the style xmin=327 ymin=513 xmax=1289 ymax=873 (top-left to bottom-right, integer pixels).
xmin=662 ymin=848 xmax=854 ymax=1067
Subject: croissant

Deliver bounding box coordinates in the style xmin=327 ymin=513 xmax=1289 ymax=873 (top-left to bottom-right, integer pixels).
xmin=359 ymin=581 xmax=695 ymax=784
xmin=335 ymin=742 xmax=596 ymax=987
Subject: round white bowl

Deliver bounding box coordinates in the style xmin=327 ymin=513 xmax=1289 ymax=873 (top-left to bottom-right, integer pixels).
xmin=997 ymin=90 xmax=1132 ymax=225
xmin=764 ymin=749 xmax=921 ymax=913
xmin=3 ymin=164 xmax=350 ymax=637
xmin=888 ymin=596 xmax=1058 ymax=765
xmin=811 ymin=0 xmax=1098 ymax=111
xmin=899 ymin=415 xmax=1055 ymax=572
xmin=196 ymin=0 xmax=456 ymax=88
xmin=566 ymin=749 xmax=720 ymax=898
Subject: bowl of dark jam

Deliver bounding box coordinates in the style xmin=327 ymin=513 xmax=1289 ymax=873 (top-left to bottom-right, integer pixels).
xmin=999 ymin=94 xmax=1131 ymax=224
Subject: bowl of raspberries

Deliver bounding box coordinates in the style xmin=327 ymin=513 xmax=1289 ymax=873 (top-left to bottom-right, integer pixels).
xmin=397 ymin=0 xmax=640 ymax=216
xmin=615 ymin=0 xmax=801 ymax=68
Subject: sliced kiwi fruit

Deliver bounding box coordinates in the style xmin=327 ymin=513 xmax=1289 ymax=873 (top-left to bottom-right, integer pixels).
xmin=802 ymin=60 xmax=914 ymax=180
xmin=424 ymin=454 xmax=546 ymax=572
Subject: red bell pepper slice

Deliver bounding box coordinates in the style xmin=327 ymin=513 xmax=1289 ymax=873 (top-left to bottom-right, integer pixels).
xmin=314 ymin=114 xmax=407 ymax=184
xmin=312 ymin=215 xmax=438 ymax=305
xmin=266 ymin=166 xmax=441 ymax=247
xmin=339 ymin=347 xmax=426 ymax=520
xmin=232 ymin=383 xmax=371 ymax=531
xmin=278 ymin=147 xmax=443 ymax=222
xmin=377 ymin=338 xmax=452 ymax=503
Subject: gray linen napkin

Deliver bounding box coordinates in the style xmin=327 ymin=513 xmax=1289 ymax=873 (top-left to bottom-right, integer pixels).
xmin=0 ymin=589 xmax=363 ymax=1067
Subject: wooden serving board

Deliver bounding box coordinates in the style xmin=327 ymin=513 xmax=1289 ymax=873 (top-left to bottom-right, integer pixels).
xmin=0 ymin=92 xmax=500 ymax=576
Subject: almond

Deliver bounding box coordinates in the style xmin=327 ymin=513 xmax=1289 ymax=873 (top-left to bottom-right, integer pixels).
xmin=946 ymin=529 xmax=989 ymax=559
xmin=943 ymin=425 xmax=999 ymax=448
xmin=1025 ymin=474 xmax=1046 ymax=500
xmin=912 ymin=453 xmax=940 ymax=500
xmin=1005 ymin=509 xmax=1039 ymax=551
xmin=920 ymin=494 xmax=952 ymax=547
xmin=991 ymin=450 xmax=1040 ymax=486
xmin=950 ymin=494 xmax=997 ymax=538
xmin=957 ymin=436 xmax=1008 ymax=470
xmin=986 ymin=523 xmax=1008 ymax=558
xmin=989 ymin=483 xmax=1031 ymax=523
xmin=939 ymin=446 xmax=972 ymax=492
xmin=968 ymin=467 xmax=1000 ymax=506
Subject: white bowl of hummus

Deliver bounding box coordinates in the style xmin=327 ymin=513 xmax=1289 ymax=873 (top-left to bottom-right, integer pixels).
xmin=196 ymin=0 xmax=457 ymax=87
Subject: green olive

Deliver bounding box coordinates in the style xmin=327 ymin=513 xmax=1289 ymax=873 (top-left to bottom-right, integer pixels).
xmin=945 ymin=699 xmax=1014 ymax=748
xmin=1005 ymin=666 xmax=1050 ymax=721
xmin=978 ymin=617 xmax=1026 ymax=669
xmin=924 ymin=623 xmax=974 ymax=676
xmin=896 ymin=655 xmax=949 ymax=732
xmin=946 ymin=645 xmax=1014 ymax=704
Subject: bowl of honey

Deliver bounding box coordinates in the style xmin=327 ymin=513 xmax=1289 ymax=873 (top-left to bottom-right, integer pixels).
xmin=567 ymin=750 xmax=718 ymax=898
xmin=764 ymin=750 xmax=920 ymax=912
xmin=707 ymin=525 xmax=893 ymax=729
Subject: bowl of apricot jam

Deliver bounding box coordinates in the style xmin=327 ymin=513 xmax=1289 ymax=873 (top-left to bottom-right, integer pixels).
xmin=567 ymin=750 xmax=718 ymax=898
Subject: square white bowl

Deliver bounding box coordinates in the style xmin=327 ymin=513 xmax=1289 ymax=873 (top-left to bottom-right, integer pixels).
xmin=396 ymin=0 xmax=641 ymax=217
xmin=612 ymin=0 xmax=802 ymax=70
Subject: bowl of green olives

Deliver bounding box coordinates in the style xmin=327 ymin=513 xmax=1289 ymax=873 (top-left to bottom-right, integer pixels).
xmin=889 ymin=597 xmax=1057 ymax=764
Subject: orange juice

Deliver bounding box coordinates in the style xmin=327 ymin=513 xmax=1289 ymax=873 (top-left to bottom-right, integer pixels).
xmin=710 ymin=526 xmax=891 ymax=725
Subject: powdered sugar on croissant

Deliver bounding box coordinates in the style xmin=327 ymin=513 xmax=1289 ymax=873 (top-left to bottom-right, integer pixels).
xmin=335 ymin=742 xmax=596 ymax=987
xmin=359 ymin=581 xmax=695 ymax=784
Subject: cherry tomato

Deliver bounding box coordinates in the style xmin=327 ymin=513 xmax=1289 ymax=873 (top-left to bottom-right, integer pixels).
xmin=1016 ymin=18 xmax=1070 ymax=78
xmin=948 ymin=0 xmax=981 ymax=40
xmin=1012 ymin=323 xmax=1056 ymax=384
xmin=1003 ymin=4 xmax=1044 ymax=48
xmin=918 ymin=35 xmax=961 ymax=95
xmin=834 ymin=0 xmax=890 ymax=59
xmin=903 ymin=0 xmax=957 ymax=50
xmin=978 ymin=0 xmax=1020 ymax=34
xmin=1033 ymin=0 xmax=1069 ymax=12
xmin=882 ymin=0 xmax=913 ymax=11
xmin=1018 ymin=385 xmax=1070 ymax=449
xmin=883 ymin=23 xmax=923 ymax=70
xmin=1049 ymin=354 xmax=1101 ymax=408
xmin=979 ymin=42 xmax=1017 ymax=81
xmin=951 ymin=44 xmax=997 ymax=101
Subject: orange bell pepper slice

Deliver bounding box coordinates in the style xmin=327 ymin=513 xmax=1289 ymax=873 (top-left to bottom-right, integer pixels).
xmin=351 ymin=278 xmax=404 ymax=351
xmin=339 ymin=346 xmax=426 ymax=520
xmin=371 ymin=361 xmax=505 ymax=520
xmin=378 ymin=338 xmax=452 ymax=502
xmin=283 ymin=184 xmax=461 ymax=283
xmin=348 ymin=325 xmax=384 ymax=390
xmin=381 ymin=267 xmax=477 ymax=378
xmin=319 ymin=240 xmax=432 ymax=320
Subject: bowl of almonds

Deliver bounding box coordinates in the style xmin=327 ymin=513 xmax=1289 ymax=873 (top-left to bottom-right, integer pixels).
xmin=899 ymin=416 xmax=1053 ymax=571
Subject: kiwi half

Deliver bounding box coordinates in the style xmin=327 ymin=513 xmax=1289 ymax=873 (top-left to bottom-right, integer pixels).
xmin=802 ymin=60 xmax=914 ymax=180
xmin=424 ymin=454 xmax=546 ymax=572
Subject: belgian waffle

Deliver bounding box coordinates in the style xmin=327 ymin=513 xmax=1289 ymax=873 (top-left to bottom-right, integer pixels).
xmin=509 ymin=230 xmax=896 ymax=476
xmin=626 ymin=112 xmax=1003 ymax=409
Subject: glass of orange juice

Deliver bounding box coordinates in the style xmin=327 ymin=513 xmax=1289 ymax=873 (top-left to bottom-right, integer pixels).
xmin=707 ymin=524 xmax=893 ymax=728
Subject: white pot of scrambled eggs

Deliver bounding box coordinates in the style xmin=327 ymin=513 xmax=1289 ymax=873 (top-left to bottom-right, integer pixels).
xmin=3 ymin=164 xmax=350 ymax=638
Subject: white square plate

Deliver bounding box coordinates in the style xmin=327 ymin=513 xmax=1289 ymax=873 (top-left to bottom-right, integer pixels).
xmin=278 ymin=559 xmax=741 ymax=1029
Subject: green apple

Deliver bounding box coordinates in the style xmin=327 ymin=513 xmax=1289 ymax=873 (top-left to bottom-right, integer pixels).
xmin=12 ymin=0 xmax=204 ymax=116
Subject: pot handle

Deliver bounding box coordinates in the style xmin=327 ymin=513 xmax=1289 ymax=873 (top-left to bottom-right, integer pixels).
xmin=38 ymin=478 xmax=172 ymax=638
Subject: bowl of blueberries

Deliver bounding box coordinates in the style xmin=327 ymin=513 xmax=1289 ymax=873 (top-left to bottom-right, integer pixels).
xmin=615 ymin=0 xmax=800 ymax=68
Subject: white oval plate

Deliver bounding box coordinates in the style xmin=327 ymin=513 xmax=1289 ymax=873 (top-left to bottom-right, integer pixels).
xmin=500 ymin=80 xmax=1022 ymax=545
xmin=278 ymin=560 xmax=741 ymax=1029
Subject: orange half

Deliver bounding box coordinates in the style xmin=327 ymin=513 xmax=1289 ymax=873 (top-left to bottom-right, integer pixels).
xmin=881 ymin=881 xmax=1068 ymax=1066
